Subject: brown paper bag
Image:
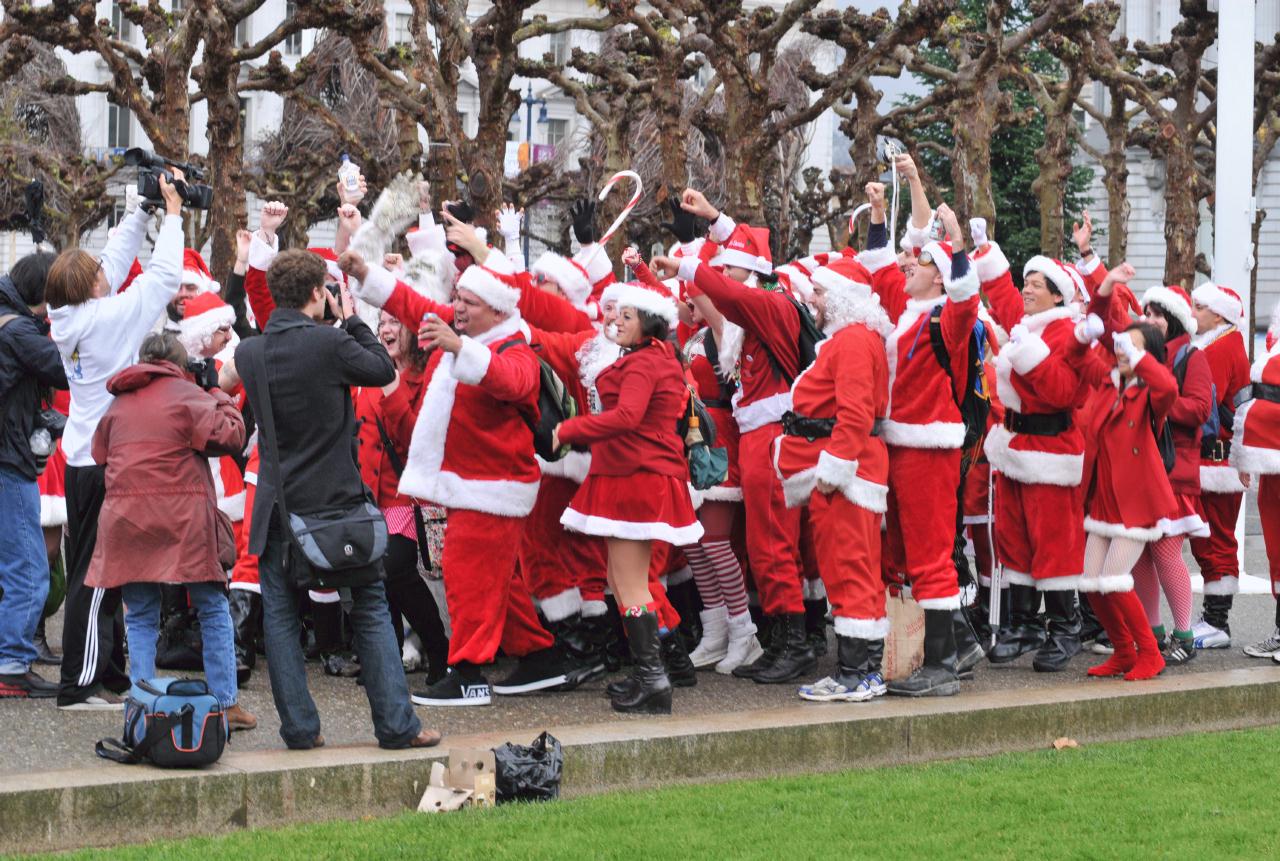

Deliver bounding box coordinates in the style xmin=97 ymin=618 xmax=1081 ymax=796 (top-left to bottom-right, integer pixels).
xmin=882 ymin=588 xmax=924 ymax=681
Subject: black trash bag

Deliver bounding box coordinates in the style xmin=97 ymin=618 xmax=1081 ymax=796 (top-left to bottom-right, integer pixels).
xmin=492 ymin=731 xmax=563 ymax=803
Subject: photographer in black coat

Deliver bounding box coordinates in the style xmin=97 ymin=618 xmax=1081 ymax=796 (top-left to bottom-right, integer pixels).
xmin=0 ymin=252 xmax=69 ymax=698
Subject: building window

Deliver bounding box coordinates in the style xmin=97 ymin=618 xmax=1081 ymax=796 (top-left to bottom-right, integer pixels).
xmin=112 ymin=3 xmax=134 ymax=40
xmin=545 ymin=118 xmax=568 ymax=151
xmin=239 ymin=97 xmax=250 ymax=138
xmin=108 ymin=203 xmax=127 ymax=230
xmin=284 ymin=3 xmax=303 ymax=54
xmin=108 ymin=103 xmax=131 ymax=149
xmin=236 ymin=17 xmax=250 ymax=46
xmin=172 ymin=0 xmax=185 ymax=11
xmin=549 ymin=31 xmax=570 ymax=65
xmin=394 ymin=12 xmax=413 ymax=45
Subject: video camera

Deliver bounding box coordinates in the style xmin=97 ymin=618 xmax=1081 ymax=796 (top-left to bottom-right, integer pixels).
xmin=124 ymin=148 xmax=213 ymax=210
xmin=186 ymin=358 xmax=220 ymax=391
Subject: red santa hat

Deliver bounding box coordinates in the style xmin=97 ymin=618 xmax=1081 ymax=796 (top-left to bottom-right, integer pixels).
xmin=118 ymin=258 xmax=143 ymax=293
xmin=308 ymin=247 xmax=346 ymax=284
xmin=177 ymin=291 xmax=235 ymax=358
xmin=531 ymin=251 xmax=593 ymax=309
xmin=1141 ymin=285 xmax=1197 ymax=336
xmin=601 ymin=279 xmax=679 ymax=327
xmin=1023 ymin=255 xmax=1077 ymax=300
xmin=710 ymin=224 xmax=773 ymax=276
xmin=1191 ymin=282 xmax=1244 ymax=326
xmin=920 ymin=240 xmax=955 ymax=281
xmin=810 ymin=257 xmax=874 ymax=301
xmin=775 ymin=263 xmax=814 ymax=303
xmin=1064 ymin=262 xmax=1088 ymax=302
xmin=456 ymin=264 xmax=521 ymax=316
xmin=182 ymin=248 xmax=218 ymax=293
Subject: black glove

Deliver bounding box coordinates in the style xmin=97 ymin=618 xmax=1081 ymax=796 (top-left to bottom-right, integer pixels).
xmin=659 ymin=197 xmax=698 ymax=244
xmin=445 ymin=200 xmax=476 ymax=224
xmin=569 ymin=199 xmax=598 ymax=245
xmin=187 ymin=358 xmax=220 ymax=391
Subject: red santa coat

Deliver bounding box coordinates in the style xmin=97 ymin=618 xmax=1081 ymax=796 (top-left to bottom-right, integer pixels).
xmin=364 ymin=268 xmax=542 ymax=516
xmin=354 ymin=365 xmax=426 ymax=508
xmin=1194 ymin=323 xmax=1251 ymax=494
xmin=773 ymin=321 xmax=889 ymax=512
xmin=1080 ymin=353 xmax=1179 ymax=545
xmin=1231 ymin=342 xmax=1280 ymax=475
xmin=684 ymin=326 xmax=742 ymax=501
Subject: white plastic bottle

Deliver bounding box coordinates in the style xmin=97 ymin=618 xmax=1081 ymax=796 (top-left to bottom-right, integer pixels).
xmin=338 ymin=153 xmax=364 ymax=203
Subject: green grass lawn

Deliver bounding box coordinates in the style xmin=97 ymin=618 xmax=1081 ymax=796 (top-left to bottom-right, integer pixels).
xmin=45 ymin=726 xmax=1280 ymax=860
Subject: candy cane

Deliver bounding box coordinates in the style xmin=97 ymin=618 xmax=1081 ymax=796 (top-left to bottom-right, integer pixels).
xmin=848 ymin=203 xmax=871 ymax=237
xmin=578 ymin=170 xmax=642 ymax=268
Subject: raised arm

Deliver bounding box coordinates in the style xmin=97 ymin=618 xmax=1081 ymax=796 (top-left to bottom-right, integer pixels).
xmin=100 ymin=206 xmax=150 ymax=294
xmin=343 ymin=253 xmax=454 ymax=330
xmin=334 ymin=317 xmax=396 ymax=388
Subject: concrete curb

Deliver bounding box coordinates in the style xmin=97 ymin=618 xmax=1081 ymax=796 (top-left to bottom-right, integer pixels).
xmin=7 ymin=666 xmax=1280 ymax=854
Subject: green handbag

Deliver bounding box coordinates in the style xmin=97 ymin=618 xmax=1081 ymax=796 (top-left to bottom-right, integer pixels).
xmin=683 ymin=389 xmax=729 ymax=491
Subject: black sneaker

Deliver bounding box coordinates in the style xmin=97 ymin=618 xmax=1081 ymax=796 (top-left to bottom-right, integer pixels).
xmin=1163 ymin=636 xmax=1197 ymax=666
xmin=411 ymin=666 xmax=491 ymax=707
xmin=492 ymin=647 xmax=570 ymax=695
xmin=0 ymin=669 xmax=59 ymax=699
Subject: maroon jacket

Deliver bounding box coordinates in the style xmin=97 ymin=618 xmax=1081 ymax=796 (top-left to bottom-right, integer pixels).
xmin=87 ymin=361 xmax=246 ymax=589
xmin=1162 ymin=333 xmax=1214 ymax=495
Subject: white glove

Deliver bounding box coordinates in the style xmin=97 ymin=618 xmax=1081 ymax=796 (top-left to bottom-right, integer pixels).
xmin=497 ymin=204 xmax=522 ymax=245
xmin=1112 ymin=331 xmax=1143 ymax=365
xmin=1008 ymin=323 xmax=1028 ymax=346
xmin=969 ymin=217 xmax=989 ymax=248
xmin=124 ymin=184 xmax=143 ymax=215
xmin=1075 ymin=313 xmax=1105 ymax=344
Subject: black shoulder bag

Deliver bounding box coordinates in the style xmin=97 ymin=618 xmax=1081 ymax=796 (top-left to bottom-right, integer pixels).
xmin=245 ymin=340 xmax=387 ymax=587
xmin=372 ymin=412 xmax=446 ymax=570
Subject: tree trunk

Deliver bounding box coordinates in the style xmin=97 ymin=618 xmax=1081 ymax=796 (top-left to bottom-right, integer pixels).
xmin=1032 ymin=115 xmax=1073 ymax=258
xmin=949 ymin=83 xmax=999 ymax=234
xmin=1161 ymin=135 xmax=1199 ymax=289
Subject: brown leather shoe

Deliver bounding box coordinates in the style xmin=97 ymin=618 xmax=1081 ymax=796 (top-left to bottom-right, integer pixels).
xmin=225 ymin=703 xmax=258 ymax=732
xmin=312 ymin=734 xmax=325 ymax=748
xmin=408 ymin=729 xmax=442 ymax=748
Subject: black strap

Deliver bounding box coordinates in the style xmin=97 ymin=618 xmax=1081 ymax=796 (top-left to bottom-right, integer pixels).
xmin=700 ymin=328 xmax=737 ymax=405
xmin=243 ymin=340 xmax=296 ymax=531
xmin=372 ymin=411 xmax=434 ymax=568
xmin=496 ymin=338 xmax=539 ymax=434
xmin=1252 ymin=382 xmax=1280 ymax=404
xmin=1003 ymin=410 xmax=1071 ymax=436
xmin=95 ymin=706 xmax=190 ymax=765
xmin=1201 ymin=437 xmax=1231 ymax=461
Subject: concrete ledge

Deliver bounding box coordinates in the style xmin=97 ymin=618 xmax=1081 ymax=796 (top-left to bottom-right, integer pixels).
xmin=6 ymin=667 xmax=1280 ymax=854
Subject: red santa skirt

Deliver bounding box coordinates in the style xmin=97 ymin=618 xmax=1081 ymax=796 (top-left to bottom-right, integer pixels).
xmin=1159 ymin=492 xmax=1210 ymax=538
xmin=36 ymin=440 xmax=67 ymax=528
xmin=1085 ymin=479 xmax=1163 ymax=542
xmin=561 ymin=472 xmax=704 ymax=546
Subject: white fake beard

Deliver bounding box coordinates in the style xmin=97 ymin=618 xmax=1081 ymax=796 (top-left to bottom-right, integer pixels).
xmin=713 ymin=271 xmax=756 ymax=376
xmin=605 ymin=322 xmax=620 ymax=342
xmin=577 ymin=332 xmax=623 ymax=394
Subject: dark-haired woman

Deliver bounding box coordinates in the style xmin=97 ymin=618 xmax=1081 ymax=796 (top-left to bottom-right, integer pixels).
xmin=554 ymin=283 xmax=704 ymax=714
xmin=1075 ymin=312 xmax=1179 ymax=682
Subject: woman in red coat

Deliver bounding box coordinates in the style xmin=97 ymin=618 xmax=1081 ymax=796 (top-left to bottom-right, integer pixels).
xmin=87 ymin=332 xmax=255 ymax=730
xmin=554 ymin=281 xmax=704 ymax=714
xmin=1076 ymin=321 xmax=1178 ymax=681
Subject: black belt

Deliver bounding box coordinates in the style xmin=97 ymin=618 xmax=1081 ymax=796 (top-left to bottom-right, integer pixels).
xmin=1201 ymin=437 xmax=1231 ymax=461
xmin=1252 ymin=383 xmax=1280 ymax=404
xmin=1003 ymin=410 xmax=1071 ymax=436
xmin=782 ymin=411 xmax=883 ymax=441
xmin=703 ymin=398 xmax=733 ymax=410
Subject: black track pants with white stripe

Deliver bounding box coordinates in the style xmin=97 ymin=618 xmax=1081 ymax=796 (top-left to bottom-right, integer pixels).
xmin=57 ymin=465 xmax=129 ymax=705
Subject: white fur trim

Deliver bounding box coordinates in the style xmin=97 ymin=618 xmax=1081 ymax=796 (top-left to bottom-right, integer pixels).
xmin=217 ymin=490 xmax=246 ymax=522
xmin=40 ymin=495 xmax=67 ymax=527
xmin=708 ymin=212 xmax=736 ymax=244
xmin=248 ymin=232 xmax=278 ymax=272
xmin=451 ymin=336 xmax=493 ymax=385
xmin=833 ymin=616 xmax=890 ymax=639
xmin=398 ymin=315 xmax=540 ymax=516
xmin=1141 ymin=286 xmax=1198 ymax=337
xmin=972 ymin=242 xmax=1010 ymax=285
xmin=904 ymin=218 xmax=932 ymax=253
xmin=229 ymin=582 xmax=261 ymax=594
xmin=1077 ymin=573 xmax=1135 ymax=594
xmin=1008 ymin=334 xmax=1051 ymax=375
xmin=815 ymin=449 xmax=857 ymax=488
xmin=538 ymin=587 xmax=583 ymax=623
xmin=780 ymin=463 xmax=819 ymax=508
xmin=538 ymin=451 xmax=592 ymax=484
xmin=962 ymin=514 xmax=990 ymax=525
xmin=457 ymin=266 xmax=520 ymax=315
xmin=1075 ymin=255 xmax=1101 ymax=277
xmin=983 ymin=424 xmax=1083 ymax=487
xmin=573 ymin=244 xmax=614 ymax=286
xmin=560 ymin=506 xmax=705 ymax=545
xmin=709 ymin=246 xmax=773 ymax=275
xmin=308 ymin=589 xmax=342 ymax=604
xmin=531 ymin=252 xmax=592 ymax=308
xmin=944 ymin=267 xmax=980 ymax=303
xmin=1202 ymin=575 xmax=1239 ymax=595
xmin=1003 ymin=568 xmax=1035 ymax=587
xmin=406 ymin=224 xmax=444 ymax=258
xmin=1230 ymin=400 xmax=1280 ymax=475
xmin=803 ymin=578 xmax=827 ymax=601
xmin=355 ymin=265 xmax=398 ymax=308
xmin=1191 ymin=282 xmax=1244 ymax=326
xmin=917 ymin=594 xmax=963 ymax=610
xmin=1083 ymin=516 xmax=1161 ymax=542
xmin=582 ymin=599 xmax=608 ymax=617
xmin=733 ymin=390 xmax=792 ymax=433
xmin=1157 ymin=513 xmax=1210 ymax=538
xmin=811 ymin=265 xmax=872 ymax=298
xmin=1020 ymin=304 xmax=1077 ymax=334
xmin=608 ymin=281 xmax=679 ymax=327
xmin=1199 ymin=465 xmax=1246 ymax=494
xmin=1036 ymin=574 xmax=1081 ymax=591
xmin=879 ymin=419 xmax=966 ymax=449
xmin=699 ymin=485 xmax=744 ymax=502
xmin=994 ymin=349 xmax=1022 ymax=412
xmin=857 ymin=245 xmax=897 ymax=275
xmin=839 ymin=473 xmax=889 ymax=513
xmin=1024 ymin=255 xmax=1075 ymax=299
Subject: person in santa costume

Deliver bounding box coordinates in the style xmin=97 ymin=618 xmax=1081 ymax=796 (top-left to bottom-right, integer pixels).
xmin=1071 ymin=305 xmax=1177 ymax=681
xmin=155 ymin=248 xmax=219 ymax=334
xmin=551 ymin=279 xmax=703 ymax=714
xmin=975 ymin=241 xmax=1090 ymax=671
xmin=342 ymin=246 xmax=574 ymax=707
xmin=1185 ymin=282 xmax=1251 ymax=648
xmin=1231 ymin=300 xmax=1280 ymax=661
xmin=649 ymin=189 xmax=817 ymax=686
xmin=855 ymin=177 xmax=982 ymax=694
xmin=773 ymin=256 xmax=894 ymax=702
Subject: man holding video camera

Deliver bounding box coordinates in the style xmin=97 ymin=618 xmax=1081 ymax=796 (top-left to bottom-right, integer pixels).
xmin=46 ymin=171 xmax=186 ymax=710
xmin=0 ymin=251 xmax=68 ymax=698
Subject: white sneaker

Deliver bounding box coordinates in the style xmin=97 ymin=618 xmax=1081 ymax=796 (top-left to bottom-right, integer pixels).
xmin=1245 ymin=628 xmax=1280 ymax=658
xmin=798 ymin=673 xmax=887 ymax=703
xmin=688 ymin=607 xmax=730 ymax=668
xmin=1192 ymin=619 xmax=1231 ymax=649
xmin=402 ymin=634 xmax=423 ymax=672
xmin=57 ymin=692 xmax=125 ymax=711
xmin=716 ymin=612 xmax=763 ymax=674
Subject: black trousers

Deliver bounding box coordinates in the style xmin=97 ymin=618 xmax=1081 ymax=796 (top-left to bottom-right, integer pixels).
xmin=383 ymin=534 xmax=448 ymax=668
xmin=58 ymin=464 xmax=129 ymax=704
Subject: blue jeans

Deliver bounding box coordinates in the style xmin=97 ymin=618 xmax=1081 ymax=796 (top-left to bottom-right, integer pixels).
xmin=121 ymin=582 xmax=238 ymax=708
xmin=258 ymin=519 xmax=420 ymax=749
xmin=0 ymin=464 xmax=49 ymax=675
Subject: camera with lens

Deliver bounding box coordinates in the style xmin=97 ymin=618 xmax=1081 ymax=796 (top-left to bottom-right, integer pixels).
xmin=187 ymin=358 xmax=220 ymax=391
xmin=124 ymin=148 xmax=213 ymax=210
xmin=30 ymin=406 xmax=67 ymax=475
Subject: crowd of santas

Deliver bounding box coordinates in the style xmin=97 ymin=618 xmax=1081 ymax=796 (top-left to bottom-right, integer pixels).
xmin=31 ymin=156 xmax=1280 ymax=721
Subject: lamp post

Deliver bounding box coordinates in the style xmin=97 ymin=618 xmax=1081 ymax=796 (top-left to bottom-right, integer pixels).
xmin=521 ymin=82 xmax=548 ymax=266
